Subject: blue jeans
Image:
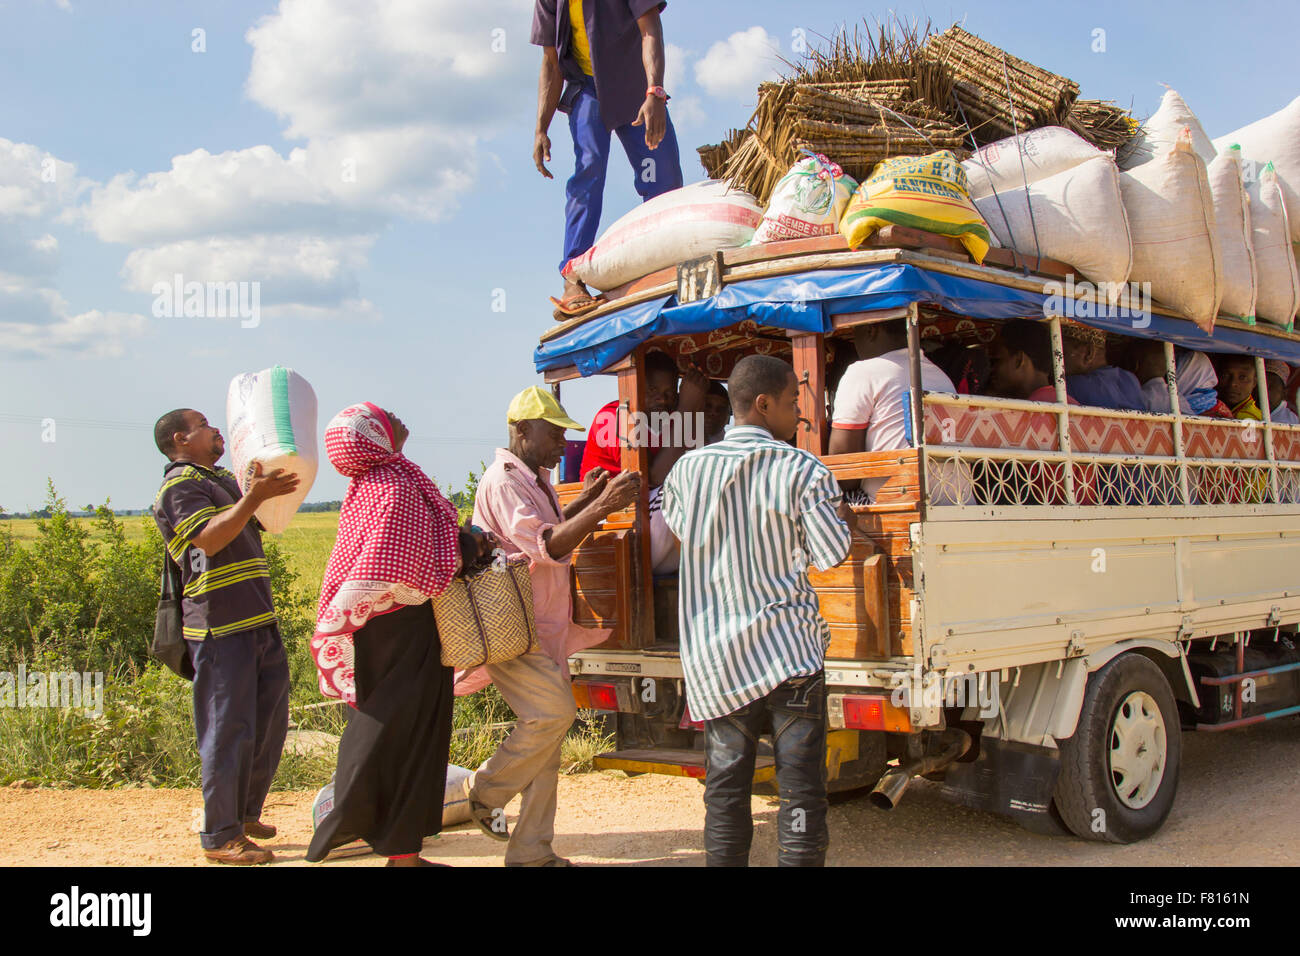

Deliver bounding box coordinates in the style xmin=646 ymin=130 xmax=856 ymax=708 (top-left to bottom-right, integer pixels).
xmin=561 ymin=78 xmax=683 ymax=273
xmin=187 ymin=625 xmax=290 ymax=849
xmin=703 ymin=672 xmax=829 ymax=866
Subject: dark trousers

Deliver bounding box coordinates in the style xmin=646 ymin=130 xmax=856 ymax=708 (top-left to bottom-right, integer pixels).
xmin=561 ymin=76 xmax=683 ymax=272
xmin=703 ymin=672 xmax=829 ymax=867
xmin=187 ymin=625 xmax=290 ymax=849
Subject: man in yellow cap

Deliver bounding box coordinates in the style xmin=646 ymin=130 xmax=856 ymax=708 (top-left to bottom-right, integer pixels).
xmin=455 ymin=385 xmax=640 ymax=866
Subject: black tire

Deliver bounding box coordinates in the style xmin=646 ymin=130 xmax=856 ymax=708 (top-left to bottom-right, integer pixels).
xmin=1054 ymin=653 xmax=1182 ymax=844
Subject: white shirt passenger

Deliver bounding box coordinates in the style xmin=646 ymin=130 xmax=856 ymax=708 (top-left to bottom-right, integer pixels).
xmin=831 ymin=347 xmax=956 ymax=500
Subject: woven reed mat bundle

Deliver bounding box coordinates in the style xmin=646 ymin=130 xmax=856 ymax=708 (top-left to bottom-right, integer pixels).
xmin=697 ymin=19 xmax=1138 ymax=203
xmin=698 ymin=19 xmax=972 ymax=202
xmin=921 ymin=24 xmax=1078 ymax=143
xmin=790 ymin=88 xmax=968 ymax=182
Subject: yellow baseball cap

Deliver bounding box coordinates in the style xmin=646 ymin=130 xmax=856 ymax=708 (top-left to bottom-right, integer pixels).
xmin=506 ymin=386 xmax=585 ymax=430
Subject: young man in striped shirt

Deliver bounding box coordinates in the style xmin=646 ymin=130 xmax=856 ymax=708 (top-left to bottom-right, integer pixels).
xmin=662 ymin=355 xmax=853 ymax=866
xmin=152 ymin=408 xmax=299 ymax=865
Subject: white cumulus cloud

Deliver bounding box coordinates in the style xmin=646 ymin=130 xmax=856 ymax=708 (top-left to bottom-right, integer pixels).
xmin=693 ymin=26 xmax=784 ymax=100
xmin=0 ymin=139 xmax=144 ymax=357
xmin=81 ymin=0 xmax=535 ymax=322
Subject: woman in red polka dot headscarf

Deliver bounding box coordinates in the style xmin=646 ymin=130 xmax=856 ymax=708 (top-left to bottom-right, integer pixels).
xmin=307 ymin=402 xmax=494 ymax=867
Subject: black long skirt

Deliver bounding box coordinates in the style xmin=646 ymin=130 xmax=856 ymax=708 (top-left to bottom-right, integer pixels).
xmin=307 ymin=600 xmax=454 ymax=861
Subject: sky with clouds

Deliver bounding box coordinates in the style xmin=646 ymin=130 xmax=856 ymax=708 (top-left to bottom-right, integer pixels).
xmin=1 ymin=0 xmax=1296 ymax=511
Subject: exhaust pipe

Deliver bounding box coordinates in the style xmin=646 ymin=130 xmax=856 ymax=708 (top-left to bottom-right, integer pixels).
xmin=869 ymin=729 xmax=971 ymax=811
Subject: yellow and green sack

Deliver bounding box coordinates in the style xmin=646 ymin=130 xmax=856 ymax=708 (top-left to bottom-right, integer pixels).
xmin=839 ymin=150 xmax=991 ymax=263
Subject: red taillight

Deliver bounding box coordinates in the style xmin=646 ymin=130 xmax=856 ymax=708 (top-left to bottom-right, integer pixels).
xmin=572 ymin=680 xmax=621 ymax=711
xmin=840 ymin=694 xmax=911 ymax=732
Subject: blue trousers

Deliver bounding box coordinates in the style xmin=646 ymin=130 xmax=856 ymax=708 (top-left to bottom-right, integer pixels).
xmin=187 ymin=625 xmax=290 ymax=849
xmin=561 ymin=78 xmax=683 ymax=273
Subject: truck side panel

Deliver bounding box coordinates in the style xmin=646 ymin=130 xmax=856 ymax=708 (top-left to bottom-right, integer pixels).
xmin=916 ymin=512 xmax=1300 ymax=672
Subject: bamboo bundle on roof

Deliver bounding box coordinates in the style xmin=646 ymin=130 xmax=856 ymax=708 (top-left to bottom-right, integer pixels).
xmin=698 ymin=128 xmax=750 ymax=180
xmin=1066 ymin=99 xmax=1140 ymax=151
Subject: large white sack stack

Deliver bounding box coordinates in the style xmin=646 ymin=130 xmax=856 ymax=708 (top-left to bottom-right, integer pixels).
xmin=1119 ymin=87 xmax=1216 ymax=170
xmin=1119 ymin=129 xmax=1223 ymax=332
xmin=962 ymin=126 xmax=1102 ymax=200
xmin=1249 ymin=163 xmax=1300 ymax=329
xmin=563 ymin=180 xmax=763 ymax=292
xmin=974 ymin=155 xmax=1132 ymax=289
xmin=1213 ymin=96 xmax=1300 ymax=242
xmin=1205 ymin=146 xmax=1259 ymax=321
xmin=226 ymin=365 xmax=318 ymax=534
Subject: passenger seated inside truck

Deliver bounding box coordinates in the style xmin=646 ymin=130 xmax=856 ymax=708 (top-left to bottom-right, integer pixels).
xmin=1215 ymin=354 xmax=1264 ymax=420
xmin=827 ymin=318 xmax=955 ymax=502
xmin=1264 ymin=360 xmax=1299 ymax=424
xmin=928 ymin=339 xmax=990 ymax=396
xmin=703 ymin=381 xmax=731 ymax=444
xmin=580 ymin=349 xmax=710 ymax=575
xmin=1131 ymin=344 xmax=1232 ymax=417
xmin=1060 ymin=324 xmax=1145 ymax=411
xmin=987 ymin=319 xmax=1076 ymax=405
xmin=983 ymin=319 xmax=1097 ymax=505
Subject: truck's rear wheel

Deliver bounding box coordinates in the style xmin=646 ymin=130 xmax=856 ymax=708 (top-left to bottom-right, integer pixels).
xmin=1054 ymin=653 xmax=1181 ymax=844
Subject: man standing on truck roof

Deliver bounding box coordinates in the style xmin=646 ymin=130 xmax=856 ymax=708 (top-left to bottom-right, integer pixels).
xmin=663 ymin=355 xmax=853 ymax=867
xmin=531 ymin=0 xmax=683 ymax=317
xmin=458 ymin=386 xmax=640 ymax=866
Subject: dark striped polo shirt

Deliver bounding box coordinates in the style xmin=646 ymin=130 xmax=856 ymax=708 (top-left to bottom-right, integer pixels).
xmin=152 ymin=460 xmax=276 ymax=640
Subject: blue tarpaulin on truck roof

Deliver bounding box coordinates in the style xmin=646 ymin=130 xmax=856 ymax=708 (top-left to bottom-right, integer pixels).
xmin=533 ymin=262 xmax=1300 ymax=375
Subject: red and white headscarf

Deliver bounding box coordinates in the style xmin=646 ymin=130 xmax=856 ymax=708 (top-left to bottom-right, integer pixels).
xmin=311 ymin=403 xmax=460 ymax=702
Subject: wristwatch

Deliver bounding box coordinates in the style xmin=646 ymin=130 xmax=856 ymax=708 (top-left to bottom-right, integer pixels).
xmin=646 ymin=85 xmax=670 ymax=101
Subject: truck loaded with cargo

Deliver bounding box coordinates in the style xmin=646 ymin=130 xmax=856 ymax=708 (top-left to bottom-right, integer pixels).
xmin=537 ymin=22 xmax=1300 ymax=844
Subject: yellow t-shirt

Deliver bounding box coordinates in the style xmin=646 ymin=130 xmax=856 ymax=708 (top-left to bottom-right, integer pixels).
xmin=568 ymin=0 xmax=594 ymax=76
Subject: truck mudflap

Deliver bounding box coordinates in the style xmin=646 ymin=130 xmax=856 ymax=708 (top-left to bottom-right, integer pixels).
xmin=936 ymin=738 xmax=1064 ymax=834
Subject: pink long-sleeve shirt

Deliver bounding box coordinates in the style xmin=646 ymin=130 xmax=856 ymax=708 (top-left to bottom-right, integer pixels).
xmin=452 ymin=447 xmax=610 ymax=695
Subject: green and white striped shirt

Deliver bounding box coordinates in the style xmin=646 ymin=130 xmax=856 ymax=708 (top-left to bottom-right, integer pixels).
xmin=662 ymin=426 xmax=852 ymax=721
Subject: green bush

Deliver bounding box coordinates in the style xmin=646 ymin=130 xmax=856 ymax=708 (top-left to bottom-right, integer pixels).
xmin=0 ymin=481 xmax=324 ymax=788
xmin=0 ymin=472 xmax=606 ymax=792
xmin=0 ymin=483 xmax=168 ymax=676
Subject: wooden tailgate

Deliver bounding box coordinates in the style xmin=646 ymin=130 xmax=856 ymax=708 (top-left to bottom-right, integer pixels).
xmin=556 ymin=481 xmax=647 ymax=650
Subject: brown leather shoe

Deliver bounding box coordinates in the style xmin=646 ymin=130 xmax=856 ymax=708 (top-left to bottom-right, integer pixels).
xmin=243 ymin=820 xmax=276 ymax=839
xmin=203 ymin=837 xmax=274 ymax=865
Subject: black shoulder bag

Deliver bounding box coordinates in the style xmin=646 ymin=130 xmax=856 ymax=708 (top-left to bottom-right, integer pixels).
xmin=152 ymin=554 xmax=196 ymax=681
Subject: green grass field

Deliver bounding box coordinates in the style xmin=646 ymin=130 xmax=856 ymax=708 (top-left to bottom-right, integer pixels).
xmin=4 ymin=511 xmax=340 ymax=599
xmin=0 ymin=508 xmax=615 ymax=786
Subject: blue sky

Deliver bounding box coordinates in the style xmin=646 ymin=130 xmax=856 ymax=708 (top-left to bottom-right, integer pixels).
xmin=1 ymin=0 xmax=1296 ymax=511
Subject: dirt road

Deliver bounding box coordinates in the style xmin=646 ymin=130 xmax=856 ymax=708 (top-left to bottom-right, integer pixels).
xmin=3 ymin=719 xmax=1298 ymax=866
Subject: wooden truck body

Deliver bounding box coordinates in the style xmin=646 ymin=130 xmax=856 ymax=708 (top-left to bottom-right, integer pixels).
xmin=535 ymin=233 xmax=1300 ymax=842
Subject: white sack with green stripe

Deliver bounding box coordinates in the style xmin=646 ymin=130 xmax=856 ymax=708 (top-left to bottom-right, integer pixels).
xmin=226 ymin=365 xmax=318 ymax=533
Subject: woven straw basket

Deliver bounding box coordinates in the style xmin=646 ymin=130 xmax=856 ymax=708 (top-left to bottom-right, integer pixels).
xmin=433 ymin=555 xmax=537 ymax=669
